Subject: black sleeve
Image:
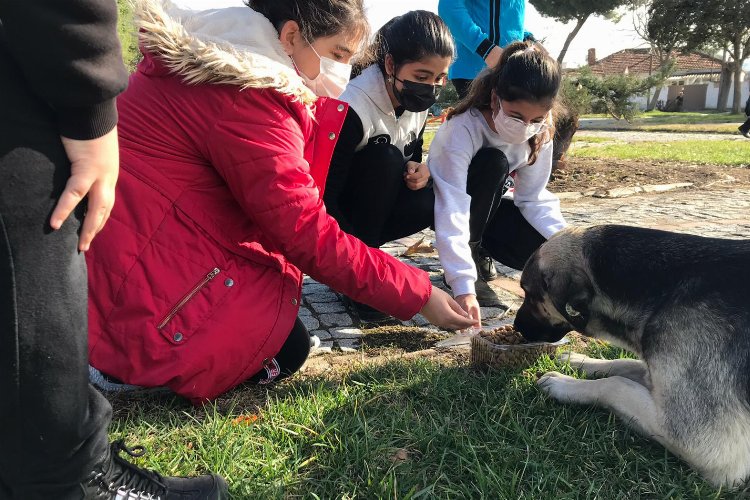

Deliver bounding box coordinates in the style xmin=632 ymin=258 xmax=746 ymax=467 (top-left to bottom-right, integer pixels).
xmin=323 ymin=107 xmax=365 ymax=235
xmin=410 ymin=121 xmax=427 ymax=163
xmin=0 ymin=0 xmax=129 ymax=139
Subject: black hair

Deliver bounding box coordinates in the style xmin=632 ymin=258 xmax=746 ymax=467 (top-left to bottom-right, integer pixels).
xmin=246 ymin=0 xmax=369 ymax=46
xmin=356 ymin=10 xmax=455 ymax=77
xmin=448 ymin=41 xmax=561 ymax=164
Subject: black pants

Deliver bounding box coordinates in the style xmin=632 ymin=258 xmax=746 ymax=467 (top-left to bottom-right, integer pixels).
xmin=467 ymin=148 xmax=547 ymax=271
xmin=336 ymin=143 xmax=434 ymax=248
xmin=0 ymin=47 xmax=111 ymax=499
xmin=249 ymin=318 xmax=310 ymax=383
xmin=740 ymin=117 xmax=750 ymax=135
xmin=452 ymin=78 xmax=473 ymax=101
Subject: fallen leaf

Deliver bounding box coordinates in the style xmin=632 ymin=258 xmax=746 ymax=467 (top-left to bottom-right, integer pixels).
xmin=232 ymin=414 xmax=259 ymax=426
xmin=390 ymin=448 xmax=409 ymax=463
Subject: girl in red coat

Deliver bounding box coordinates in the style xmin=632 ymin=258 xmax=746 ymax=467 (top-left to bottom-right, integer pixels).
xmin=86 ymin=0 xmax=475 ymax=403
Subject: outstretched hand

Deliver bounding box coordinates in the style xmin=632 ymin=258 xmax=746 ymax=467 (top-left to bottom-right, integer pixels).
xmin=420 ymin=285 xmax=478 ymax=330
xmin=51 ymin=127 xmax=120 ymax=252
xmin=455 ymin=293 xmax=481 ymax=327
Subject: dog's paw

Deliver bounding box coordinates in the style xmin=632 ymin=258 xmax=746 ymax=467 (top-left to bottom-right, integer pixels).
xmin=537 ymin=371 xmax=584 ymax=402
xmin=556 ymin=352 xmax=590 ymax=367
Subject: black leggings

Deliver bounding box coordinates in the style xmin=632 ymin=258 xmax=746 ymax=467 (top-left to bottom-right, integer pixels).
xmin=335 ymin=143 xmax=434 ymax=247
xmin=467 ymin=148 xmax=547 ymax=271
xmin=249 ymin=318 xmax=310 ymax=383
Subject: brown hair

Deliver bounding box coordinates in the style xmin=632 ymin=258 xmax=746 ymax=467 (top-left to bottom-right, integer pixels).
xmin=448 ymin=41 xmax=561 ymax=165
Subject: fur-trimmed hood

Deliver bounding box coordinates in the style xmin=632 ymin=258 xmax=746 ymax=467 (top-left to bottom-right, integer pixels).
xmin=134 ymin=0 xmax=316 ymax=104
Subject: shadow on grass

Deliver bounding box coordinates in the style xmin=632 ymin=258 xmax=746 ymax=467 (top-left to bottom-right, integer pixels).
xmin=105 ymin=348 xmax=745 ymax=499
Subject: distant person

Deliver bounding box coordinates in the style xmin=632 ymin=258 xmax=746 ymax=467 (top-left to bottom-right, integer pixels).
xmin=0 ymin=0 xmax=227 ymax=498
xmin=430 ymin=41 xmax=567 ymax=321
xmin=739 ymin=95 xmax=750 ymax=138
xmin=438 ymin=0 xmax=530 ymax=100
xmin=324 ymin=11 xmax=454 ymax=323
xmin=86 ymin=0 xmax=475 ymax=404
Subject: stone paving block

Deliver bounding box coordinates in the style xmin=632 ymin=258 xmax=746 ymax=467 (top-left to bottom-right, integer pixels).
xmin=309 ymin=302 xmax=347 ymax=314
xmin=304 ymin=291 xmax=339 ymax=303
xmin=336 ymin=338 xmax=361 ymax=351
xmin=300 ymin=315 xmax=320 ymax=331
xmin=310 ymin=329 xmax=332 ymax=341
xmin=302 ymin=282 xmax=332 ymax=294
xmin=480 ymin=307 xmax=506 ymax=320
xmin=330 ymin=327 xmax=364 ymax=339
xmin=319 ymin=313 xmax=353 ymax=327
xmin=298 ymin=306 xmax=312 ymax=316
xmin=412 ymin=313 xmax=430 ymax=327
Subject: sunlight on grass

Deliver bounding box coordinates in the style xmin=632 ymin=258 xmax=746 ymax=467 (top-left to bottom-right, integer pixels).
xmin=570 ymin=140 xmax=750 ymax=166
xmin=106 ymin=342 xmax=735 ymax=499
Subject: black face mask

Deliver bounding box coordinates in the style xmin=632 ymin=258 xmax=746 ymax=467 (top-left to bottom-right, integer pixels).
xmin=392 ymin=75 xmax=441 ymax=112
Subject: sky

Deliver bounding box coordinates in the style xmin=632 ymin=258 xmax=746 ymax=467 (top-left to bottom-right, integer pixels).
xmin=179 ymin=0 xmax=648 ymax=67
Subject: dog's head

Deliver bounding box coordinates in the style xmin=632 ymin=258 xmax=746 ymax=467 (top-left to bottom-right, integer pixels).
xmin=514 ymin=227 xmax=595 ymax=343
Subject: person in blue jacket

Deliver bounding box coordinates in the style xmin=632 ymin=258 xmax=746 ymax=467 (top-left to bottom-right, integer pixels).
xmin=438 ymin=0 xmax=530 ymax=100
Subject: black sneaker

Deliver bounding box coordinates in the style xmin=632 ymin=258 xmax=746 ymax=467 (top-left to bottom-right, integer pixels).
xmin=740 ymin=126 xmax=750 ymax=138
xmin=474 ymin=279 xmax=502 ymax=307
xmin=470 ymin=242 xmax=497 ymax=282
xmin=342 ymin=296 xmax=393 ymax=324
xmin=81 ymin=440 xmax=228 ymax=499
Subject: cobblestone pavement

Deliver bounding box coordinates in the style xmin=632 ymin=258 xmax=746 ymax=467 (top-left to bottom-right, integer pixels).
xmin=306 ymin=187 xmax=750 ymax=353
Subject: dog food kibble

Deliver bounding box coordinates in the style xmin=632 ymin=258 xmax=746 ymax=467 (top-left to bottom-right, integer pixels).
xmin=481 ymin=324 xmax=528 ymax=345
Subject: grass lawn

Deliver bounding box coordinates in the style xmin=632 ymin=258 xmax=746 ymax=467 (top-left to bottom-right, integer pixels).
xmin=570 ymin=140 xmax=750 ymax=166
xmin=109 ymin=341 xmax=737 ymax=499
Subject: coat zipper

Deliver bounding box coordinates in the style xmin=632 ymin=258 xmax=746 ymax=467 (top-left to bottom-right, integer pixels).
xmin=157 ymin=267 xmax=220 ymax=329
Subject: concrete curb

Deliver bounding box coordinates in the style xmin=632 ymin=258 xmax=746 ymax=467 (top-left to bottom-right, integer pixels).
xmin=556 ymin=182 xmax=694 ymax=200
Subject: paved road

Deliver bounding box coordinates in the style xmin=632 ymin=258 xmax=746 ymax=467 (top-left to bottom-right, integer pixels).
xmin=306 ymin=187 xmax=750 ymax=352
xmin=575 ymin=130 xmax=745 ymax=142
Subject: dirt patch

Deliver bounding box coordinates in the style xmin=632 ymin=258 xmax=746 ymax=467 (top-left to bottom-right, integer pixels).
xmin=549 ymin=157 xmax=750 ymax=194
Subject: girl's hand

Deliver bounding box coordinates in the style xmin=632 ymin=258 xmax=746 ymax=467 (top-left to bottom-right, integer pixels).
xmin=51 ymin=128 xmax=120 ymax=252
xmin=420 ymin=286 xmax=478 ymax=330
xmin=455 ymin=293 xmax=481 ymax=327
xmin=404 ymin=161 xmax=430 ymax=190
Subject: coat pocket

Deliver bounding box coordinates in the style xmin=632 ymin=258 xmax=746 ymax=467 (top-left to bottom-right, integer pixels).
xmin=157 ymin=266 xmax=233 ymax=345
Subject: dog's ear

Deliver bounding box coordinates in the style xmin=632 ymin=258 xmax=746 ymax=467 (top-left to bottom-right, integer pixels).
xmin=546 ymin=267 xmax=594 ymax=328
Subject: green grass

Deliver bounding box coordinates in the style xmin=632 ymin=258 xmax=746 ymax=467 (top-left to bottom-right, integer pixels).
xmin=109 ymin=342 xmax=738 ymax=499
xmin=638 ymin=123 xmax=741 ymax=135
xmin=572 ymin=136 xmax=615 ymax=144
xmin=570 ymin=140 xmax=750 ymax=166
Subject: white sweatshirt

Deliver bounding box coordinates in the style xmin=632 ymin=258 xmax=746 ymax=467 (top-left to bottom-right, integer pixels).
xmin=429 ymin=108 xmax=567 ymax=297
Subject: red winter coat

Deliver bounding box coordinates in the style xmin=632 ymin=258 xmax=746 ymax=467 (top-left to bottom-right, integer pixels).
xmin=86 ymin=3 xmax=431 ymax=403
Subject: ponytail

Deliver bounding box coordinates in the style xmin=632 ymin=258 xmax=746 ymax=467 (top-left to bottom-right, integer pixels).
xmin=447 ymin=41 xmax=561 ymax=165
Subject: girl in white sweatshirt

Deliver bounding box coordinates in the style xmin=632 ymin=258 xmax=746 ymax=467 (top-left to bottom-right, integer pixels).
xmin=429 ymin=41 xmax=567 ymax=323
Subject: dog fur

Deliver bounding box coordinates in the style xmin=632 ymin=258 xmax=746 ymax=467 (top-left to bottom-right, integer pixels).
xmin=514 ymin=224 xmax=750 ymax=488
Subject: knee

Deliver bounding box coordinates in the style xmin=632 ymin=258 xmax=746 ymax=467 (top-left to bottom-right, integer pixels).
xmin=355 ymin=143 xmax=407 ymax=178
xmin=470 ymin=148 xmax=509 ymax=185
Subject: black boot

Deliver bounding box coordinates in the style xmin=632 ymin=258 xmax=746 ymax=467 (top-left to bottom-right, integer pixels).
xmin=469 ymin=242 xmax=498 ymax=282
xmin=81 ymin=440 xmax=228 ymax=499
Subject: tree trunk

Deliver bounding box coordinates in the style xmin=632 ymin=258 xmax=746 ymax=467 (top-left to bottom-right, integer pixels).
xmin=648 ymin=86 xmax=662 ymax=110
xmin=717 ymin=63 xmax=733 ymax=112
xmin=557 ymin=15 xmax=589 ymax=66
xmin=731 ymin=36 xmax=744 ymax=114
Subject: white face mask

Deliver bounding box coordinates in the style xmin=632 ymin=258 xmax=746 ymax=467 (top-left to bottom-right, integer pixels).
xmin=492 ymin=99 xmax=548 ymax=144
xmin=295 ymin=43 xmax=351 ymax=98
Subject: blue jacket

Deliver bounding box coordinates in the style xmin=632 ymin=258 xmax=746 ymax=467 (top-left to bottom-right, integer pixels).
xmin=438 ymin=0 xmax=527 ymax=81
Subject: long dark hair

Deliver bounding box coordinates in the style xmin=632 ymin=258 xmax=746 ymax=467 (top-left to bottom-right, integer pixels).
xmin=354 ymin=10 xmax=455 ymax=78
xmin=448 ymin=41 xmax=561 ymax=165
xmin=246 ymin=0 xmax=369 ymax=47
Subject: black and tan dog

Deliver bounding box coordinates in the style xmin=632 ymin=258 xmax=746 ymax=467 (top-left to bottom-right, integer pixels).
xmin=515 ymin=224 xmax=750 ymax=488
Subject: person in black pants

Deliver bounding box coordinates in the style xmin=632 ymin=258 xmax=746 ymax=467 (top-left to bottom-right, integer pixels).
xmin=739 ymin=95 xmax=750 ymax=138
xmin=324 ymin=11 xmax=455 ymax=323
xmin=0 ymin=1 xmax=226 ymax=498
